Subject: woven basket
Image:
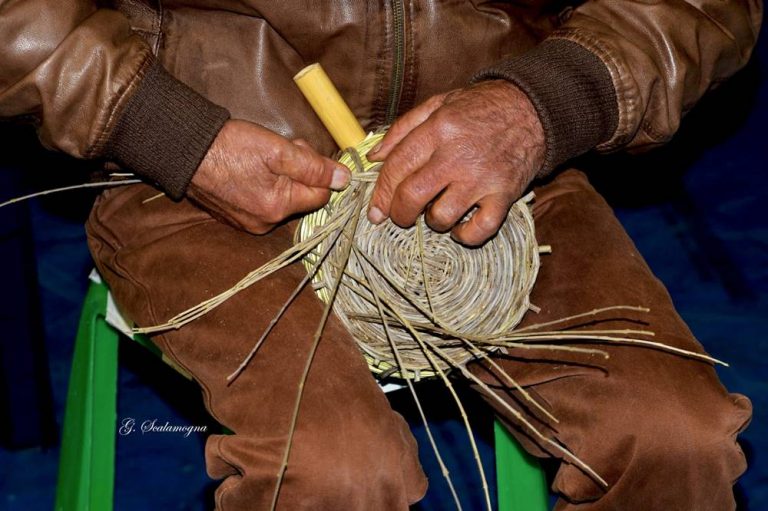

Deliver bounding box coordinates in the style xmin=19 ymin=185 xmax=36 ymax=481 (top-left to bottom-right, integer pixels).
xmin=296 ymin=132 xmax=541 ymax=380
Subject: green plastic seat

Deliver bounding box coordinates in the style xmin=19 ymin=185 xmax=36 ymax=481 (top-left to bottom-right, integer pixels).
xmin=55 ymin=279 xmax=549 ymax=510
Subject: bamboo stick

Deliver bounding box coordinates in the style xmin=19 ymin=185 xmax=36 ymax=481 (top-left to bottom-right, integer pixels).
xmin=294 ymin=63 xmax=367 ymax=149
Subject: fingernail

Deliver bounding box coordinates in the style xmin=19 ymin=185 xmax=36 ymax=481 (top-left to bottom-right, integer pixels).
xmin=368 ymin=143 xmax=382 ymax=156
xmin=368 ymin=206 xmax=385 ymax=224
xmin=331 ymin=167 xmax=350 ymax=190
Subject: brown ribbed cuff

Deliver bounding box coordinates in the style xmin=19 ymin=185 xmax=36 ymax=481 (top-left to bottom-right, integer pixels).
xmin=473 ymin=38 xmax=618 ymax=175
xmin=105 ymin=58 xmax=230 ymax=200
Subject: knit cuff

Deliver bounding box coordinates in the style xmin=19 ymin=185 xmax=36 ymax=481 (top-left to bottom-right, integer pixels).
xmin=472 ymin=38 xmax=618 ymax=175
xmin=104 ymin=58 xmax=230 ymax=200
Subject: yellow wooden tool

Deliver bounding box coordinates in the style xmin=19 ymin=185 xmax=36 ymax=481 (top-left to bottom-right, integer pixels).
xmin=293 ymin=63 xmax=367 ymax=150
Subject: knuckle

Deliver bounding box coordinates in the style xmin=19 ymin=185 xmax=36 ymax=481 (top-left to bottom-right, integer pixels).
xmin=394 ymin=184 xmax=424 ymax=212
xmin=427 ymin=204 xmax=459 ymax=231
xmin=388 ymin=116 xmax=406 ymax=134
xmin=261 ymin=208 xmax=283 ymax=225
xmin=280 ymin=143 xmax=306 ymax=171
xmin=475 ymin=211 xmax=501 ymax=233
xmin=286 ymin=150 xmax=304 ymax=172
xmin=398 ymin=183 xmax=421 ymax=203
xmin=372 ymin=176 xmax=394 ymax=205
xmin=435 ymin=116 xmax=461 ymax=138
xmin=303 ymin=157 xmax=325 ymax=181
xmin=260 ymin=195 xmax=286 ymax=224
xmin=390 ymin=193 xmax=423 ymax=227
xmin=389 ymin=209 xmax=414 ymax=228
xmin=427 ymin=94 xmax=446 ymax=110
xmin=264 ymin=147 xmax=287 ymax=174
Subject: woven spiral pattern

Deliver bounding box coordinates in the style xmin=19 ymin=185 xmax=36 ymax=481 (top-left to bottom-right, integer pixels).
xmin=297 ymin=133 xmax=541 ymax=379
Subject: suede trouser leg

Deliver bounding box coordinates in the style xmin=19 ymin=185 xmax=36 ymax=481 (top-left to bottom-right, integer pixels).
xmin=85 ymin=184 xmax=428 ymax=510
xmin=86 ymin=169 xmax=751 ymax=510
xmin=473 ymin=169 xmax=751 ymax=510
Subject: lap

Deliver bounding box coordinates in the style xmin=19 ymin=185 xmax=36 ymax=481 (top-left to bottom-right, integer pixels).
xmin=86 ymin=184 xmax=426 ymax=509
xmin=86 ymin=169 xmax=750 ymax=509
xmin=472 ymin=169 xmax=750 ymax=509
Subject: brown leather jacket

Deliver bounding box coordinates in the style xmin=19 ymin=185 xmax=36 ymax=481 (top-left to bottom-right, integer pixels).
xmin=0 ymin=1 xmax=762 ymax=197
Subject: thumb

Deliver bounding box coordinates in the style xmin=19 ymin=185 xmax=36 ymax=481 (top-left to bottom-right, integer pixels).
xmin=287 ymin=181 xmax=333 ymax=214
xmin=271 ymin=141 xmax=350 ymax=191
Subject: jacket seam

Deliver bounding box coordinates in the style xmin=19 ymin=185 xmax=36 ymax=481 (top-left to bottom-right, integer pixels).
xmin=154 ymin=0 xmax=165 ymax=55
xmin=639 ymin=118 xmax=669 ymax=143
xmin=85 ymin=48 xmax=155 ymax=159
xmin=549 ymin=27 xmax=638 ymax=153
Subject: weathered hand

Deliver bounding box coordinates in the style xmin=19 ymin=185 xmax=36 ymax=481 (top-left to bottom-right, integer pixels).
xmin=189 ymin=119 xmax=350 ymax=234
xmin=367 ymin=80 xmax=545 ymax=246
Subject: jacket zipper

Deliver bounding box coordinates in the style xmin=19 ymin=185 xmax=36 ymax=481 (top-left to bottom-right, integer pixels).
xmin=385 ymin=0 xmax=406 ymax=125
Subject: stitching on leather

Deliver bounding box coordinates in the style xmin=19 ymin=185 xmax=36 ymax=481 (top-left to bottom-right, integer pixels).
xmin=639 ymin=118 xmax=669 ymax=144
xmin=154 ymin=0 xmax=165 ymax=55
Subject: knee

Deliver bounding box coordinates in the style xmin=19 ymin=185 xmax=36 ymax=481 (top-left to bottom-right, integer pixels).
xmin=206 ymin=415 xmax=427 ymax=511
xmin=651 ymin=393 xmax=751 ymax=478
xmin=285 ymin=414 xmax=428 ymax=510
xmin=619 ymin=394 xmax=751 ymax=509
xmin=553 ymin=392 xmax=752 ymax=506
xmin=287 ymin=444 xmax=425 ymax=510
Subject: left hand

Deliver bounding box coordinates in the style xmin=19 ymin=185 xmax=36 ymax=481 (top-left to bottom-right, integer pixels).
xmin=367 ymin=80 xmax=545 ymax=246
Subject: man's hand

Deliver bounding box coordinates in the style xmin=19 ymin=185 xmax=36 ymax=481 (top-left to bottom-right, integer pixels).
xmin=188 ymin=120 xmax=350 ymax=234
xmin=367 ymin=80 xmax=545 ymax=246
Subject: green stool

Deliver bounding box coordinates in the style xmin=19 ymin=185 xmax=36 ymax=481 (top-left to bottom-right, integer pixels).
xmin=55 ymin=279 xmax=549 ymax=510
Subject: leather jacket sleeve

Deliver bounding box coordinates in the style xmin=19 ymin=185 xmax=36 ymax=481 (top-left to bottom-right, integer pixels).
xmin=0 ymin=0 xmax=228 ymax=199
xmin=477 ymin=0 xmax=762 ymax=173
xmin=560 ymin=0 xmax=763 ymax=152
xmin=0 ymin=0 xmax=151 ymax=158
xmin=2 ymin=1 xmax=762 ymax=192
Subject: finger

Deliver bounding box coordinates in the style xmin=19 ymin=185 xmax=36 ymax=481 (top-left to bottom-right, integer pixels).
xmin=450 ymin=194 xmax=510 ymax=247
xmin=287 ymin=181 xmax=333 ymax=215
xmin=292 ymin=138 xmax=311 ymax=148
xmin=368 ymin=93 xmax=446 ymax=161
xmin=387 ymin=161 xmax=451 ymax=228
xmin=368 ymin=123 xmax=437 ymax=224
xmin=271 ymin=142 xmax=350 ymax=191
xmin=424 ymin=185 xmax=480 ymax=233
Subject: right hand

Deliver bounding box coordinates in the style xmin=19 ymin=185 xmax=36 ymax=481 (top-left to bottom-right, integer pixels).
xmin=188 ymin=119 xmax=350 ymax=234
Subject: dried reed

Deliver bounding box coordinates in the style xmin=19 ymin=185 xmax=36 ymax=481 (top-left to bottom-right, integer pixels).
xmin=0 ymin=179 xmax=142 ymax=209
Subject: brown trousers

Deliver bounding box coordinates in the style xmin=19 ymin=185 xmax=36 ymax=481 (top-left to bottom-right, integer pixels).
xmin=86 ymin=169 xmax=751 ymax=510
